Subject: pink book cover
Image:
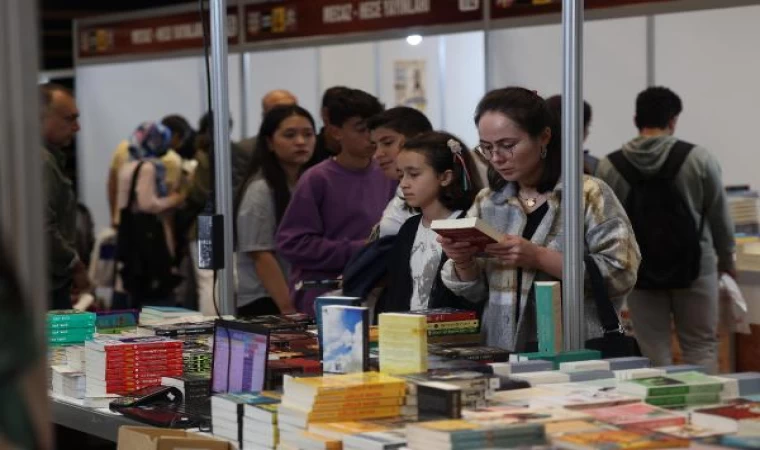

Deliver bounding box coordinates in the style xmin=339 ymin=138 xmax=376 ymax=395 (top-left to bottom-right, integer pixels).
xmin=584 ymin=403 xmax=687 ymax=429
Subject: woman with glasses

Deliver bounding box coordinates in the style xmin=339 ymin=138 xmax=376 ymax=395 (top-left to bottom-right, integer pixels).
xmin=438 ymin=87 xmax=641 ymax=352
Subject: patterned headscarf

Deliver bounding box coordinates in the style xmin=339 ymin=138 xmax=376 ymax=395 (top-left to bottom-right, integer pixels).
xmin=128 ymin=122 xmax=171 ymax=197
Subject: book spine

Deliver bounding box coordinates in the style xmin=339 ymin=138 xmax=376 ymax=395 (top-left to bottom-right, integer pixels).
xmin=535 ymin=282 xmax=562 ymax=354
xmin=427 ymin=327 xmax=480 ymax=336
xmin=427 ymin=319 xmax=479 ymax=330
xmin=425 ymin=312 xmax=478 ymax=322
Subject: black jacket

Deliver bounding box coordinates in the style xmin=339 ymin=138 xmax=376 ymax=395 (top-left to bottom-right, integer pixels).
xmin=377 ymin=213 xmax=481 ymax=316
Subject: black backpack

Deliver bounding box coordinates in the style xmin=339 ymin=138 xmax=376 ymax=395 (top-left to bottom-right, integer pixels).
xmin=116 ymin=161 xmax=181 ymax=304
xmin=608 ymin=141 xmax=705 ymax=290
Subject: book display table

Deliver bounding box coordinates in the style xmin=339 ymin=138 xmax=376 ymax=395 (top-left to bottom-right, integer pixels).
xmin=51 ymin=394 xmax=143 ymax=442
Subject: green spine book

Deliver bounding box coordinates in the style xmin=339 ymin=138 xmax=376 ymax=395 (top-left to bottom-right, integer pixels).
xmin=666 ymin=371 xmax=725 ymax=394
xmin=535 ymin=281 xmax=562 ymax=354
xmin=646 ymin=392 xmax=721 ymax=408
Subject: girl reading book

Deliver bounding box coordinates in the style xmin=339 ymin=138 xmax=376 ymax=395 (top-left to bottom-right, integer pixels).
xmin=234 ymin=105 xmax=316 ymax=316
xmin=378 ymin=131 xmax=484 ymax=314
xmin=439 ymin=87 xmax=641 ymax=351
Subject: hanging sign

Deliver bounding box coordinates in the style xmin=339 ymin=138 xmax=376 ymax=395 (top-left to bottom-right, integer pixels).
xmin=78 ymin=7 xmax=239 ymax=60
xmin=244 ymin=0 xmax=483 ymax=43
xmin=492 ymin=0 xmax=677 ymax=19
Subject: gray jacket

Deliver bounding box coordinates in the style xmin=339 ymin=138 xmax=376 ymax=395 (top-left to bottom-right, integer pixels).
xmin=441 ymin=177 xmax=641 ymax=351
xmin=596 ymin=136 xmax=736 ymax=276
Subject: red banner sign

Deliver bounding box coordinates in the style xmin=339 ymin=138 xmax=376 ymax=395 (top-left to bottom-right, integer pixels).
xmin=491 ymin=0 xmax=676 ymax=19
xmin=244 ymin=0 xmax=483 ymax=43
xmin=78 ymin=8 xmax=239 ymax=60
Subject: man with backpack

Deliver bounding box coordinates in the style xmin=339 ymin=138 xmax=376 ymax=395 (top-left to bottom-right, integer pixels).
xmin=596 ymin=86 xmax=735 ymax=374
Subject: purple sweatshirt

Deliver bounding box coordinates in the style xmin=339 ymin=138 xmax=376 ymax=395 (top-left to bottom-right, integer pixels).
xmin=276 ymin=159 xmax=397 ymax=315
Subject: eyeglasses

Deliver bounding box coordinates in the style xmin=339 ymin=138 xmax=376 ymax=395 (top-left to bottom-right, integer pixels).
xmin=475 ymin=141 xmax=519 ymax=160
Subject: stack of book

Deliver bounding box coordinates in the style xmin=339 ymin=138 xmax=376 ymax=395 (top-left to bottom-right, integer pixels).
xmin=139 ymin=306 xmax=201 ymax=325
xmin=553 ymin=428 xmax=690 ymax=449
xmin=616 ymin=371 xmax=725 ymax=408
xmin=182 ymin=347 xmax=212 ymax=375
xmin=47 ymin=310 xmax=96 ymax=346
xmin=379 ymin=313 xmax=428 ymax=375
xmin=65 ymin=345 xmax=86 ymax=371
xmin=243 ymin=400 xmax=281 ymax=450
xmin=95 ymin=310 xmax=139 ymax=334
xmin=411 ymin=308 xmax=481 ymax=345
xmin=152 ymin=321 xmax=215 ymax=339
xmin=84 ymin=336 xmax=183 ymax=395
xmin=405 ymin=419 xmax=546 ymax=449
xmin=239 ymin=313 xmax=313 ymax=332
xmin=276 ymin=373 xmax=407 ymax=446
xmin=161 ymin=373 xmax=211 ymax=406
xmin=211 ymin=392 xmax=280 ymax=448
xmin=403 ymin=370 xmax=500 ymax=416
xmin=51 ymin=365 xmax=85 ymax=399
xmin=581 ymin=403 xmax=687 ymax=430
xmin=428 ymin=345 xmax=509 ymax=363
xmin=614 ymin=368 xmax=666 ymax=381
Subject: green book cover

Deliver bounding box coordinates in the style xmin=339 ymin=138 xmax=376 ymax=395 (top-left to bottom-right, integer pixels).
xmin=666 ymin=371 xmax=725 ymax=394
xmin=535 ymin=281 xmax=562 ymax=354
xmin=645 ymin=392 xmax=721 ymax=408
xmin=623 ymin=377 xmax=689 ymax=397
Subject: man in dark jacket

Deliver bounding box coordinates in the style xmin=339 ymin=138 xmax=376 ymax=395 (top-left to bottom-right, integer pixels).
xmin=40 ymin=83 xmax=90 ymax=309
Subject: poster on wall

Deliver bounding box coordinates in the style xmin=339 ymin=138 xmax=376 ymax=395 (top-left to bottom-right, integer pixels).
xmin=394 ymin=60 xmax=427 ymax=113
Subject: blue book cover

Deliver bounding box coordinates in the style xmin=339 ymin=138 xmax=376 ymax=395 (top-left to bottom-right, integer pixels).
xmin=321 ymin=305 xmax=369 ymax=374
xmin=315 ymin=296 xmax=362 ymax=354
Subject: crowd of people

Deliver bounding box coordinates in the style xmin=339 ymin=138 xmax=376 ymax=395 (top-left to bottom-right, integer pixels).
xmin=39 ymin=82 xmax=735 ymax=374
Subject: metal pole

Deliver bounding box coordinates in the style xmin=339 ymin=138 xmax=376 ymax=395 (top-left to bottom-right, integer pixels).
xmin=561 ymin=0 xmax=585 ymax=350
xmin=483 ymin=0 xmax=492 ymax=91
xmin=210 ymin=0 xmax=236 ymax=315
xmin=240 ymin=52 xmax=249 ymax=139
xmin=2 ymin=0 xmax=48 ymax=344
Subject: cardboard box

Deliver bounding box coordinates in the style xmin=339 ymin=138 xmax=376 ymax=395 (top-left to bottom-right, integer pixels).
xmin=117 ymin=426 xmax=232 ymax=450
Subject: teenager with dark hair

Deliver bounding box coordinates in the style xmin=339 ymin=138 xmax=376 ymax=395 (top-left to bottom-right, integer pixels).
xmin=368 ymin=106 xmax=434 ymax=237
xmin=304 ymin=86 xmax=352 ymax=168
xmin=276 ymin=89 xmax=395 ymax=315
xmin=235 ymin=105 xmax=316 ymax=316
xmin=439 ymin=87 xmax=640 ymax=351
xmin=378 ymin=132 xmax=483 ymax=313
xmin=545 ymin=95 xmax=597 ymax=175
xmin=596 ymin=86 xmax=734 ymax=373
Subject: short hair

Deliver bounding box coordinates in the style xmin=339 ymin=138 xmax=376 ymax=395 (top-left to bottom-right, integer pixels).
xmin=635 ymin=86 xmax=683 ymax=130
xmin=39 ymin=83 xmax=74 ymax=114
xmin=321 ymin=86 xmax=351 ymax=109
xmin=545 ymin=95 xmax=592 ymax=129
xmin=475 ymin=87 xmax=561 ymax=194
xmin=367 ymin=106 xmax=433 ymax=138
xmin=327 ymin=89 xmax=384 ymax=127
xmin=198 ymin=111 xmax=233 ymax=136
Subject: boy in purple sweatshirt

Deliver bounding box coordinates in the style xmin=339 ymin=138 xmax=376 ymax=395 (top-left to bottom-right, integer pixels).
xmin=276 ymin=89 xmax=395 ymax=315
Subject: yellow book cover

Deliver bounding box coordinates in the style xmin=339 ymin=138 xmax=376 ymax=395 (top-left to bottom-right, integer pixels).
xmin=305 ymin=396 xmax=405 ymax=412
xmin=283 ymin=372 xmax=406 ymax=398
xmin=379 ymin=313 xmax=428 ymax=375
xmin=280 ymin=404 xmax=402 ymax=424
xmin=411 ymin=419 xmax=480 ymax=432
xmin=307 ymin=420 xmax=393 ymax=439
xmin=297 ymin=431 xmax=342 ymax=450
xmin=556 ymin=430 xmax=690 ymax=449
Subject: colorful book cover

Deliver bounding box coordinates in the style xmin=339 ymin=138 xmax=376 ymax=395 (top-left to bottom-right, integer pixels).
xmin=378 ymin=313 xmax=428 ymax=375
xmin=555 ymin=429 xmax=689 ymax=449
xmin=534 ymin=281 xmax=562 ymax=354
xmin=314 ymin=296 xmax=362 ymax=354
xmin=583 ymin=403 xmax=686 ymax=429
xmin=617 ymin=376 xmax=689 ymax=397
xmin=321 ymin=305 xmax=369 ymax=374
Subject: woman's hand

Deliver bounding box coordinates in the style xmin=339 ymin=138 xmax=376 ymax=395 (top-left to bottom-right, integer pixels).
xmin=437 ymin=236 xmax=479 ymax=265
xmin=485 ymin=235 xmax=543 ymax=270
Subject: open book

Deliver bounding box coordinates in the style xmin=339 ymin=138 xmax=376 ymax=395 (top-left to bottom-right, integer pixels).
xmin=430 ymin=217 xmax=502 ymax=252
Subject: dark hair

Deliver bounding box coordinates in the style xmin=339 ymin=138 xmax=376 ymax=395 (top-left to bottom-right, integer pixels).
xmin=475 ymin=87 xmax=561 ymax=194
xmin=161 ymin=115 xmax=196 ymax=158
xmin=0 ymin=238 xmax=23 ymax=312
xmin=327 ymin=89 xmax=384 ymax=127
xmin=39 ymin=82 xmax=74 ymax=113
xmin=322 ymin=86 xmax=351 ymax=108
xmin=635 ymin=86 xmax=683 ymax=130
xmin=545 ymin=95 xmax=592 ymax=129
xmin=367 ymin=106 xmax=433 ymax=138
xmin=234 ymin=105 xmax=316 ymax=226
xmin=401 ymin=131 xmax=484 ymax=212
xmin=198 ymin=111 xmax=233 ymax=136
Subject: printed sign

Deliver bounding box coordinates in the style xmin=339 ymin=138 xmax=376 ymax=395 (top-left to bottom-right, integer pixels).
xmin=245 ymin=0 xmax=483 ymax=43
xmin=78 ymin=7 xmax=239 ymax=60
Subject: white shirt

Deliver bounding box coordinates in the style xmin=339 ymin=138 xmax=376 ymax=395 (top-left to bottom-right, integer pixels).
xmin=409 ymin=211 xmax=461 ymax=311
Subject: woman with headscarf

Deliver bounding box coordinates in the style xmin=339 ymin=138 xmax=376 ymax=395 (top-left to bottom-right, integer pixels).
xmin=113 ymin=122 xmax=187 ymax=308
